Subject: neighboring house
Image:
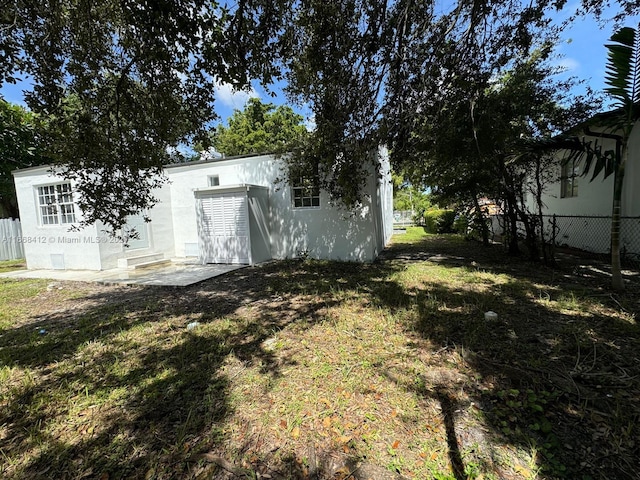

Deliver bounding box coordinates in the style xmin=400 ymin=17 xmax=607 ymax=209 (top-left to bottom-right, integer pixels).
xmin=528 ymin=114 xmax=640 ymax=256
xmin=12 ymin=149 xmax=393 ymax=270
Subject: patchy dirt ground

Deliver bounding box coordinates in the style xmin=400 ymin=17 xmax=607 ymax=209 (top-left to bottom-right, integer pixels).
xmin=1 ymin=231 xmax=639 ymax=479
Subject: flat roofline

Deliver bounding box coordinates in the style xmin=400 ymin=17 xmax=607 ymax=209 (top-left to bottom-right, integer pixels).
xmin=13 ymin=152 xmax=284 ymax=176
xmin=164 ymin=152 xmax=281 ymax=169
xmin=11 ymin=164 xmax=55 ymax=176
xmin=193 ymin=184 xmax=270 ymax=196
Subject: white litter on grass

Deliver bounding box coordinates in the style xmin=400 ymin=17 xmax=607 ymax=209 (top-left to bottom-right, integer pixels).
xmin=187 ymin=321 xmax=200 ymax=330
xmin=484 ymin=311 xmax=498 ymax=320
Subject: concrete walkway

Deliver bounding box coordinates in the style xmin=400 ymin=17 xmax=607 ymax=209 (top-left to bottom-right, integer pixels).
xmin=0 ymin=260 xmax=247 ymax=287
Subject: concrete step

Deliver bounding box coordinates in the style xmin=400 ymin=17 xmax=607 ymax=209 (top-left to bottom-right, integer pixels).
xmin=117 ymin=253 xmax=165 ymax=269
xmin=130 ymin=259 xmax=172 ymax=270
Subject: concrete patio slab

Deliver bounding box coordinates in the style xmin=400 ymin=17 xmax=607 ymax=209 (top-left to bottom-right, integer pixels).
xmin=0 ymin=260 xmax=247 ymax=287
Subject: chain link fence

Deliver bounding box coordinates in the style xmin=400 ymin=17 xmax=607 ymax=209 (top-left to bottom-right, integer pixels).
xmin=393 ymin=210 xmax=415 ymax=228
xmin=491 ymin=214 xmax=640 ymax=270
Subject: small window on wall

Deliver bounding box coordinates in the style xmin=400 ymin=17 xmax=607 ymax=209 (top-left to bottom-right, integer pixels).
xmin=208 ymin=175 xmax=220 ymax=186
xmin=292 ymin=176 xmax=320 ymax=208
xmin=37 ymin=183 xmax=77 ymax=225
xmin=560 ymin=158 xmax=579 ymax=198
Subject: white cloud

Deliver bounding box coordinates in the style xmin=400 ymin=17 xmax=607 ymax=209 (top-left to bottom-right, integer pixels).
xmin=214 ymin=81 xmax=259 ymax=110
xmin=555 ymin=57 xmax=581 ymax=74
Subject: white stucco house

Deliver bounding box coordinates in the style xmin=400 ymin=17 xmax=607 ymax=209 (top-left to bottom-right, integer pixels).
xmin=12 ymin=149 xmax=394 ymax=271
xmin=529 ymin=113 xmax=640 ymax=256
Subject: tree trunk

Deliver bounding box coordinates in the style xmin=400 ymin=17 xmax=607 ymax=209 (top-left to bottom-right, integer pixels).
xmin=520 ymin=212 xmax=539 ymax=260
xmin=534 ymin=157 xmax=552 ymax=265
xmin=504 ymin=196 xmax=520 ymax=255
xmin=471 ymin=193 xmax=489 ymax=246
xmin=611 ymin=144 xmax=627 ymax=291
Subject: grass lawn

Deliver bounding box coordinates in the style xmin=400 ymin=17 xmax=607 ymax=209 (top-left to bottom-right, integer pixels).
xmin=0 ymin=229 xmax=638 ymax=479
xmin=0 ymin=258 xmax=26 ymax=273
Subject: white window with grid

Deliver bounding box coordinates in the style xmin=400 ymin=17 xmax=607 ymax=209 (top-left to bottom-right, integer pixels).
xmin=291 ymin=176 xmax=320 ymax=208
xmin=37 ymin=183 xmax=77 ymax=225
xmin=560 ymin=159 xmax=579 ymax=198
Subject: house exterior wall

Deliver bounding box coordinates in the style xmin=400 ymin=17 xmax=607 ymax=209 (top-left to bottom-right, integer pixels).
xmin=247 ymin=186 xmax=271 ymax=264
xmin=12 ymin=166 xmax=102 ymax=270
xmin=14 ymin=150 xmax=393 ymax=270
xmin=13 ymin=166 xmax=176 ymax=271
xmin=95 ymin=182 xmax=176 ymax=270
xmin=166 ymin=152 xmax=392 ymax=263
xmin=166 ymin=155 xmax=277 ymax=258
xmin=624 ymin=124 xmax=640 ymax=216
xmin=262 ymin=153 xmax=390 ymax=263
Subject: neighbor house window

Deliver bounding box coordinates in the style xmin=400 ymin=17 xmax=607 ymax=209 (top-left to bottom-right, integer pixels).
xmin=208 ymin=175 xmax=220 ymax=186
xmin=37 ymin=183 xmax=76 ymax=225
xmin=292 ymin=176 xmax=320 ymax=208
xmin=560 ymin=158 xmax=579 ymax=198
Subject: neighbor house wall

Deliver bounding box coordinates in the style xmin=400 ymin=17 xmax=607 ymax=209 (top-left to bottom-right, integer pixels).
xmin=536 ymin=122 xmax=640 ymax=217
xmin=528 ymin=121 xmax=640 ymax=256
xmin=12 ymin=166 xmax=102 ymax=270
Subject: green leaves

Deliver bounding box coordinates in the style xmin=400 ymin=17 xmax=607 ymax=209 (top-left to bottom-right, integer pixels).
xmin=604 ymin=26 xmax=640 ymax=108
xmin=210 ymin=98 xmax=308 ymax=157
xmin=0 ymin=99 xmax=48 ymax=217
xmin=1 ymin=0 xmax=295 ymax=233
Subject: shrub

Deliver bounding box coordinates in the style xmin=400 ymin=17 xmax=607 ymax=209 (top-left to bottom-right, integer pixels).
xmin=424 ymin=209 xmax=456 ymax=233
xmin=453 ymin=214 xmax=468 ymax=234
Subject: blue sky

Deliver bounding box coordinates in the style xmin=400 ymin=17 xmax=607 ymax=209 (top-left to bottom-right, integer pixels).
xmin=1 ymin=6 xmax=638 ymax=124
xmin=216 ymin=7 xmax=640 ymax=122
xmin=551 ymin=5 xmax=639 ymax=106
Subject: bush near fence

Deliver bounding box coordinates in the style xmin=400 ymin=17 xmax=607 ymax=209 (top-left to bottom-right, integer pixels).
xmin=490 ymin=214 xmax=640 ymax=269
xmin=0 ymin=218 xmax=25 ymax=261
xmin=394 ymin=209 xmax=457 ymax=232
xmin=423 ymin=209 xmax=456 ymax=234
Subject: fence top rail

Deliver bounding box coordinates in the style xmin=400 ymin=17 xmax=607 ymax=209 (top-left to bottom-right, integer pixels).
xmin=534 ymin=215 xmax=640 ymax=220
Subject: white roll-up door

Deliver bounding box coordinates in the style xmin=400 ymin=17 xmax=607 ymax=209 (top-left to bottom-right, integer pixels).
xmin=199 ymin=192 xmax=250 ymax=264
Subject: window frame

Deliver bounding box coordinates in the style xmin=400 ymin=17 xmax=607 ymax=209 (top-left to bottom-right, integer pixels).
xmin=291 ymin=175 xmax=321 ymax=209
xmin=560 ymin=158 xmax=579 ymax=198
xmin=208 ymin=175 xmax=220 ymax=187
xmin=36 ymin=182 xmax=77 ymax=226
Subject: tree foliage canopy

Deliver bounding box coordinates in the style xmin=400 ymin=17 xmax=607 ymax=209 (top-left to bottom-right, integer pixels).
xmin=209 ymin=98 xmax=308 ymax=157
xmin=0 ymin=0 xmax=289 ymax=230
xmin=1 ymin=0 xmax=639 ymax=231
xmin=399 ymin=44 xmax=599 ymax=252
xmin=0 ymin=99 xmax=48 ymax=217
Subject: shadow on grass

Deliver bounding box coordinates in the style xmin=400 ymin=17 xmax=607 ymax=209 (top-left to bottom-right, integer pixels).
xmin=1 ymin=233 xmax=639 ymax=479
xmin=380 ymin=234 xmax=640 ymax=479
xmin=0 ymin=259 xmax=407 ymax=478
